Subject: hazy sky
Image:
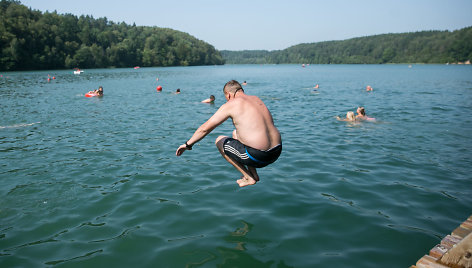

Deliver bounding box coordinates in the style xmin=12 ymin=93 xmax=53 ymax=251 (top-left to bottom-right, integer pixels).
xmin=20 ymin=0 xmax=472 ymax=51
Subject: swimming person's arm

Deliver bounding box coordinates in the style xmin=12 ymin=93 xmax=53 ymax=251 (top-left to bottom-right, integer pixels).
xmin=176 ymin=104 xmax=231 ymax=156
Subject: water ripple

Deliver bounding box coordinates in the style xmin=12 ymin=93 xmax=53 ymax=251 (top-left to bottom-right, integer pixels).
xmin=1 ymin=65 xmax=471 ymax=267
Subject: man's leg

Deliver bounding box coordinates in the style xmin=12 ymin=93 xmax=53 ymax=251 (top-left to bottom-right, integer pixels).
xmin=215 ymin=135 xmax=257 ymax=187
xmin=232 ymin=130 xmax=260 ymax=183
xmin=247 ymin=166 xmax=259 ymax=182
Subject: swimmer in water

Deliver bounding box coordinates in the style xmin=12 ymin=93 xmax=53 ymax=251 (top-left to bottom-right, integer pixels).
xmin=201 ymin=95 xmax=215 ymax=103
xmin=336 ymin=111 xmax=356 ymax=122
xmin=356 ymin=107 xmax=375 ymax=121
xmin=175 ymin=88 xmax=181 ymax=94
xmin=356 ymin=107 xmax=365 ymax=119
xmin=87 ymin=86 xmax=102 ymax=95
xmin=177 ymin=80 xmax=282 ymax=187
xmin=242 ymin=81 xmax=247 ymax=86
xmin=366 ymin=85 xmax=373 ymax=91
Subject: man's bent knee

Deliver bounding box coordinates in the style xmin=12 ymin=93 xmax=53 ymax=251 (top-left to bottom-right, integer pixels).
xmin=215 ymin=135 xmax=228 ymax=144
xmin=215 ymin=136 xmax=228 ymax=147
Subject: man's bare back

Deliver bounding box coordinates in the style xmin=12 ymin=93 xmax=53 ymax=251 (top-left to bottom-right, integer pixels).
xmin=176 ymin=80 xmax=282 ymax=187
xmin=224 ymin=94 xmax=281 ymax=151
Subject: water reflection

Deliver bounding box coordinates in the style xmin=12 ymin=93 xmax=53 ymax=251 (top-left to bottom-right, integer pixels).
xmin=214 ymin=221 xmax=292 ymax=267
xmin=226 ymin=220 xmax=252 ymax=251
xmin=183 ymin=220 xmax=293 ymax=267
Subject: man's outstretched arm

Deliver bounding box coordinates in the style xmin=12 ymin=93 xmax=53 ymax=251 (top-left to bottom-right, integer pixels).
xmin=176 ymin=104 xmax=231 ymax=156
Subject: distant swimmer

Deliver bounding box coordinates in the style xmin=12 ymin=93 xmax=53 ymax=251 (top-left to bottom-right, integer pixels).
xmin=366 ymin=85 xmax=373 ymax=91
xmin=86 ymin=86 xmax=103 ymax=97
xmin=314 ymin=84 xmax=319 ymax=89
xmin=176 ymin=80 xmax=282 ymax=187
xmin=356 ymin=107 xmax=375 ymax=121
xmin=336 ymin=111 xmax=357 ymax=122
xmin=175 ymin=88 xmax=181 ymax=94
xmin=242 ymin=81 xmax=247 ymax=86
xmin=201 ymin=95 xmax=215 ymax=103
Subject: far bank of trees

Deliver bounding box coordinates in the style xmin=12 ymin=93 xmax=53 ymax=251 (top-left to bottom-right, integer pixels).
xmin=221 ymin=27 xmax=472 ymax=64
xmin=0 ymin=0 xmax=224 ymax=71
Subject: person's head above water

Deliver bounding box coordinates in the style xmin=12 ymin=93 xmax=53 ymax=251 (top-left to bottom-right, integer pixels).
xmin=223 ymin=80 xmax=244 ymax=100
xmin=357 ymin=107 xmax=365 ymax=116
xmin=346 ymin=111 xmax=356 ymax=121
xmin=201 ymin=94 xmax=216 ymax=103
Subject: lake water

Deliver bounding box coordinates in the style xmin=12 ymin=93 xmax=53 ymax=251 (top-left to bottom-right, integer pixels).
xmin=1 ymin=64 xmax=471 ymax=267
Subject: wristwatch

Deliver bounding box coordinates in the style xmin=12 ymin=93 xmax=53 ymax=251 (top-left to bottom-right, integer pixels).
xmin=185 ymin=141 xmax=193 ymax=150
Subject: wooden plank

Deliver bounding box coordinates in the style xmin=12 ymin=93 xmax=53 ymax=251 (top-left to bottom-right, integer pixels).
xmin=452 ymin=226 xmax=471 ymax=239
xmin=413 ymin=215 xmax=472 ymax=267
xmin=415 ymin=255 xmax=449 ymax=268
xmin=441 ymin=235 xmax=461 ymax=248
xmin=460 ymin=219 xmax=472 ymax=230
xmin=439 ymin=233 xmax=472 ymax=267
xmin=429 ymin=244 xmax=448 ymax=259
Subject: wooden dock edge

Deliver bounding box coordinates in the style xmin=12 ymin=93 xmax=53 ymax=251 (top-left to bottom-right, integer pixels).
xmin=411 ymin=215 xmax=472 ymax=268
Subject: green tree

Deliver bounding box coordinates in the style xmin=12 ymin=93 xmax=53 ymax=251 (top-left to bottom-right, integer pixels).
xmin=0 ymin=0 xmax=224 ymax=71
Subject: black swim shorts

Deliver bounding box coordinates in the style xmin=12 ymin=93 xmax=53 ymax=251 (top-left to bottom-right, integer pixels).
xmin=223 ymin=138 xmax=282 ymax=168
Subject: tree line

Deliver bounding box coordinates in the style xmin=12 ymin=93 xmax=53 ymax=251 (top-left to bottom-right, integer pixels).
xmin=221 ymin=27 xmax=472 ymax=64
xmin=0 ymin=0 xmax=224 ymax=71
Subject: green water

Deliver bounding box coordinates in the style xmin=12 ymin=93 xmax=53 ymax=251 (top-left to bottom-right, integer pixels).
xmin=1 ymin=64 xmax=471 ymax=267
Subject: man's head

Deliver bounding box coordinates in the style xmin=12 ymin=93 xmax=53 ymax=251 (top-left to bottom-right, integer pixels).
xmin=210 ymin=95 xmax=215 ymax=101
xmin=223 ymin=80 xmax=244 ymax=100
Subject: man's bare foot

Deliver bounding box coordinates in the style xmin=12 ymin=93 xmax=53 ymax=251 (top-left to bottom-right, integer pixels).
xmin=236 ymin=176 xmax=257 ymax=187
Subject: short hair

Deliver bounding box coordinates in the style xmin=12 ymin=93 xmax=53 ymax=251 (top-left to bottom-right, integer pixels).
xmin=358 ymin=107 xmax=365 ymax=116
xmin=223 ymin=80 xmax=243 ymax=94
xmin=210 ymin=95 xmax=215 ymax=100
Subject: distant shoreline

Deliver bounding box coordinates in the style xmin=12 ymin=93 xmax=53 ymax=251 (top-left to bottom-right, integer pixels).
xmin=220 ymin=27 xmax=472 ymax=65
xmin=2 ymin=62 xmax=472 ymax=74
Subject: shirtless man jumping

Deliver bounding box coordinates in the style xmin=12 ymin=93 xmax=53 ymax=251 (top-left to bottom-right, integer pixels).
xmin=176 ymin=80 xmax=282 ymax=187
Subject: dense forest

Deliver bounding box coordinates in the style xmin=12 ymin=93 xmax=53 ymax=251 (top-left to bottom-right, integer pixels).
xmin=221 ymin=27 xmax=472 ymax=64
xmin=0 ymin=0 xmax=224 ymax=71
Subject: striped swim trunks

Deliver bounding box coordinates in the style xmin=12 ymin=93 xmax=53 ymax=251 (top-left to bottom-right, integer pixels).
xmin=223 ymin=138 xmax=282 ymax=168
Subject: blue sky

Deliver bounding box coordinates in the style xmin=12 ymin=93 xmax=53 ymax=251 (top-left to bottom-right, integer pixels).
xmin=20 ymin=0 xmax=472 ymax=51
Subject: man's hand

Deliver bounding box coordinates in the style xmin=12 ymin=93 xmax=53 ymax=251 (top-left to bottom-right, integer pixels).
xmin=176 ymin=144 xmax=188 ymax=156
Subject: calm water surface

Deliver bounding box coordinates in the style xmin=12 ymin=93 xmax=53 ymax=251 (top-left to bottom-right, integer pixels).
xmin=1 ymin=64 xmax=471 ymax=267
